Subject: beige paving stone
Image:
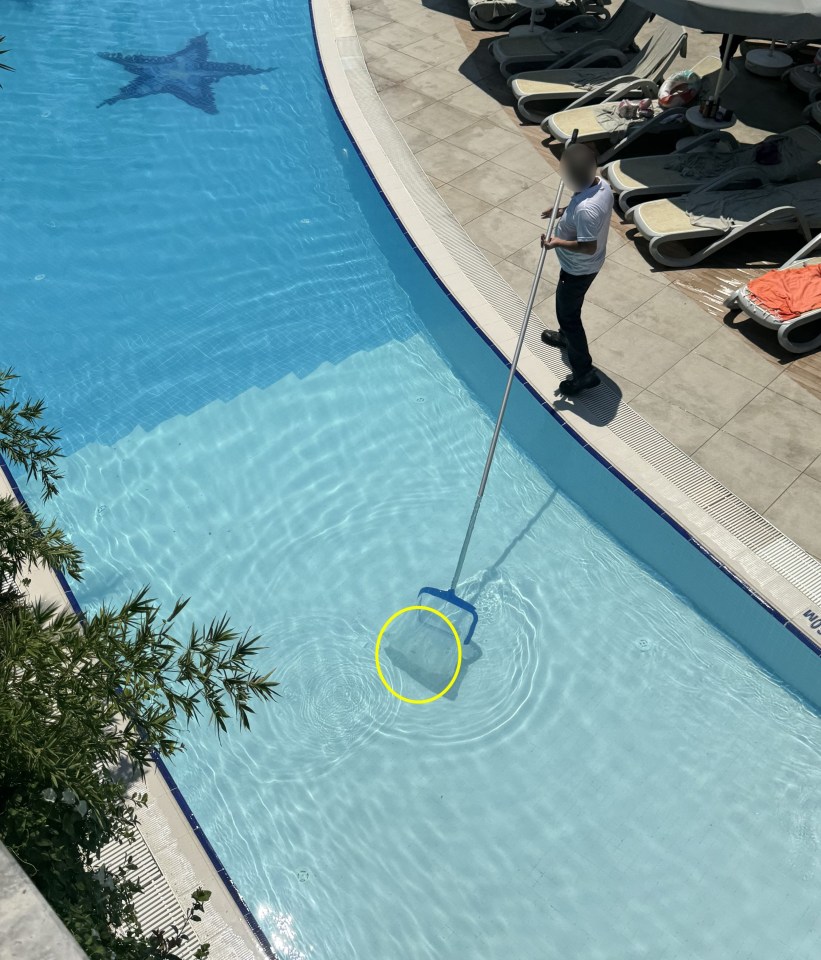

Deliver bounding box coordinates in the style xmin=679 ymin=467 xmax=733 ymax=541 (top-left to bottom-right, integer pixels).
xmin=369 ymin=0 xmax=418 ymax=15
xmin=492 ymin=140 xmax=555 ymax=181
xmin=626 ymin=286 xmax=717 ymax=349
xmin=584 ymin=259 xmax=668 ymax=318
xmin=768 ymin=370 xmax=821 ymax=416
xmin=415 ymin=139 xmax=485 ymax=181
xmin=606 ymin=235 xmax=671 ymax=283
xmin=499 ymin=181 xmax=555 ymax=226
xmin=630 ymin=390 xmax=717 ymax=455
xmin=377 ymin=0 xmax=443 ymax=24
xmin=400 ymin=10 xmax=457 ymax=36
xmin=401 ymin=36 xmax=466 ymax=65
xmin=436 ymin=183 xmax=492 ymax=224
xmin=650 ymin=353 xmax=762 ymax=428
xmin=597 ymin=365 xmax=643 ymax=402
xmin=367 ymin=21 xmax=425 ymax=49
xmin=404 ymin=65 xmax=473 ymax=99
xmin=487 ymin=105 xmax=522 ymax=126
xmin=404 ymin=100 xmax=477 ymax=137
xmin=492 ymin=258 xmax=556 ymax=306
xmin=352 ymin=9 xmax=392 ymax=32
xmin=361 ymin=38 xmax=393 ymax=61
xmin=394 ymin=119 xmax=438 ymax=152
xmin=444 ymin=83 xmax=509 ymax=117
xmin=351 ymin=0 xmax=380 ymax=8
xmin=464 ymin=208 xmax=542 ymax=258
xmin=449 ymin=160 xmax=535 ymax=205
xmin=693 ymin=431 xmax=799 ymax=513
xmin=370 ymin=72 xmax=396 ymax=92
xmin=367 ymin=51 xmax=430 ymax=82
xmin=807 ymin=452 xmax=821 ymax=482
xmin=379 ymin=84 xmax=434 ymax=118
xmin=765 ymin=474 xmax=821 ymax=561
xmin=479 ymin=246 xmax=503 ymax=265
xmin=724 ymin=389 xmax=821 ymax=471
xmin=591 ymin=319 xmax=688 ymax=388
xmin=694 ymin=327 xmax=781 ymax=388
xmin=605 ymin=226 xmax=630 ymax=254
xmin=445 ymin=118 xmax=524 ymax=160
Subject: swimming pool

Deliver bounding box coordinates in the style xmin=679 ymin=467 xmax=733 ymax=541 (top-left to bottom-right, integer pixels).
xmin=6 ymin=0 xmax=821 ymax=956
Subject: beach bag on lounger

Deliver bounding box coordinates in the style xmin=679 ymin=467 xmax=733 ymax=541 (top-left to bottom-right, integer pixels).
xmin=658 ymin=69 xmax=701 ymax=108
xmin=747 ymin=262 xmax=821 ymax=321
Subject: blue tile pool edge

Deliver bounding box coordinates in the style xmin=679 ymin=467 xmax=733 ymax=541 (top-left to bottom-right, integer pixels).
xmin=0 ymin=458 xmax=279 ymax=959
xmin=304 ymin=1 xmax=820 ymax=664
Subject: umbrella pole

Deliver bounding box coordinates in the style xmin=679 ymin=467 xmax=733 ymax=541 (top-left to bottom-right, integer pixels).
xmin=715 ymin=32 xmax=734 ymax=100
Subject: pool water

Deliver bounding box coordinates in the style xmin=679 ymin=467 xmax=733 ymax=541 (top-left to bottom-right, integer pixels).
xmin=5 ymin=0 xmax=821 ymax=958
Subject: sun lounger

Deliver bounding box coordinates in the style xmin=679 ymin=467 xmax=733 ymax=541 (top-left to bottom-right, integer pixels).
xmin=786 ymin=63 xmax=821 ymax=103
xmin=491 ymin=1 xmax=651 ymax=78
xmin=468 ymin=0 xmax=610 ymax=32
xmin=510 ymin=20 xmax=686 ymax=123
xmin=544 ymin=55 xmax=730 ymax=163
xmin=630 ymin=169 xmax=821 ymax=267
xmin=725 ymin=233 xmax=821 ymax=353
xmin=605 ymin=124 xmax=821 ymax=212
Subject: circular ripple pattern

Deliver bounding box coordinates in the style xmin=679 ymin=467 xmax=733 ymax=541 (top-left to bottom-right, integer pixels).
xmin=383 ymin=574 xmax=551 ymax=749
xmin=256 ymin=614 xmax=401 ymax=783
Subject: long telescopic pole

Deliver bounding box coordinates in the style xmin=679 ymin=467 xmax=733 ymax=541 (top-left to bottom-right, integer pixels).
xmin=449 ymin=131 xmax=578 ymax=593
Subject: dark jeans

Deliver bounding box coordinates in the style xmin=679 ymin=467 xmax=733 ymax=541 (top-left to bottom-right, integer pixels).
xmin=555 ymin=268 xmax=597 ymax=376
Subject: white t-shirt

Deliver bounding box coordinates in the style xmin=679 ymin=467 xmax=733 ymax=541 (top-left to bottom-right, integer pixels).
xmin=553 ymin=177 xmax=613 ymax=276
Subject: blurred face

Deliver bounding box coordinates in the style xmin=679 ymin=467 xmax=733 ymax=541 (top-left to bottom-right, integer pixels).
xmin=561 ymin=150 xmax=596 ymax=192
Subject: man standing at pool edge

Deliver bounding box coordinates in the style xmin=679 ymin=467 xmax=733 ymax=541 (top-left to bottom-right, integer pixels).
xmin=540 ymin=142 xmax=613 ymax=396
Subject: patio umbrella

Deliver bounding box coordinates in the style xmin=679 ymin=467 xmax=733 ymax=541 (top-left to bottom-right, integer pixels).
xmin=630 ymin=0 xmax=821 ymax=97
xmin=628 ymin=0 xmax=820 ymax=41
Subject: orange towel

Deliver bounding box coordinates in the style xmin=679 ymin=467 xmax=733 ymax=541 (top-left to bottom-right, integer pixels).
xmin=747 ymin=262 xmax=821 ymax=322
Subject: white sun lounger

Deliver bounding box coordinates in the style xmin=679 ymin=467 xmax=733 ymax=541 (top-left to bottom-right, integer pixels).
xmin=468 ymin=0 xmax=610 ymax=32
xmin=605 ymin=124 xmax=821 ymax=212
xmin=491 ymin=1 xmax=651 ymax=79
xmin=510 ymin=20 xmax=686 ymax=123
xmin=725 ymin=233 xmax=821 ymax=354
xmin=544 ymin=55 xmax=730 ymax=163
xmin=630 ymin=168 xmax=821 ymax=268
xmin=786 ymin=63 xmax=821 ymax=103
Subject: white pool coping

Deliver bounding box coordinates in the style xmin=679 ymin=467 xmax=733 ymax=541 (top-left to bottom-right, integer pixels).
xmin=310 ymin=0 xmax=821 ymax=652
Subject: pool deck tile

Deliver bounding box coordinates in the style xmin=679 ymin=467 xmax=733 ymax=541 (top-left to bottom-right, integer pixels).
xmin=649 ymin=354 xmax=763 ymax=428
xmin=415 ymin=139 xmax=485 ymax=181
xmin=765 ymin=475 xmax=821 ymax=556
xmin=630 ymin=390 xmax=718 ymax=455
xmin=627 ymin=286 xmax=718 ymax=350
xmin=445 ymin=118 xmax=524 ymax=160
xmin=591 ymin=320 xmax=689 ymax=389
xmin=464 ymin=207 xmax=543 ymax=259
xmin=404 ymin=100 xmax=478 ymax=137
xmin=693 ymin=432 xmax=801 ymax=514
xmin=724 ymin=391 xmax=821 ymax=472
xmin=450 ymin=159 xmax=535 ymax=206
xmin=435 ymin=183 xmax=493 ymax=224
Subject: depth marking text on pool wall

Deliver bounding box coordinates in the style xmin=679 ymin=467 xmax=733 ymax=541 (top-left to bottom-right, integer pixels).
xmin=803 ymin=609 xmax=821 ymax=638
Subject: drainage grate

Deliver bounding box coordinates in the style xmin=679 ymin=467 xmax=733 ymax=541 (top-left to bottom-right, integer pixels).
xmin=98 ymin=833 xmax=202 ymax=960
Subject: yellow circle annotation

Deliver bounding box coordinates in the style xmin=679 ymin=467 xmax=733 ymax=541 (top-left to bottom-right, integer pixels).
xmin=374 ymin=605 xmax=463 ymax=705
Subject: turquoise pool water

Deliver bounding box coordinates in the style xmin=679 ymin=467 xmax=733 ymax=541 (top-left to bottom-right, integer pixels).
xmin=6 ymin=0 xmax=821 ymax=957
